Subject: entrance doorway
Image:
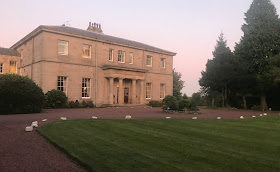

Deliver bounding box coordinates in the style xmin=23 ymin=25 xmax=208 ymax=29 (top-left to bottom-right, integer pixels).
xmin=124 ymin=88 xmax=129 ymax=104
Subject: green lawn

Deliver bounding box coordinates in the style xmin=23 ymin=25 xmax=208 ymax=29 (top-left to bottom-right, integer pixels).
xmin=38 ymin=117 xmax=280 ymax=172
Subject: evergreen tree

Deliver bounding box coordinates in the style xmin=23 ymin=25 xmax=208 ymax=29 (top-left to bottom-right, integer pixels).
xmin=235 ymin=0 xmax=280 ymax=110
xmin=199 ymin=33 xmax=235 ymax=107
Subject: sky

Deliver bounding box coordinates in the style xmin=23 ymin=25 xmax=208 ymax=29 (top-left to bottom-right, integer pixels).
xmin=1 ymin=0 xmax=280 ymax=96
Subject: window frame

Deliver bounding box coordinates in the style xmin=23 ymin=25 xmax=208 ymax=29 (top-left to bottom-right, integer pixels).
xmin=58 ymin=40 xmax=69 ymax=56
xmin=109 ymin=49 xmax=114 ymax=62
xmin=82 ymin=78 xmax=91 ymax=98
xmin=57 ymin=76 xmax=68 ymax=96
xmin=129 ymin=52 xmax=134 ymax=64
xmin=160 ymin=84 xmax=166 ymax=99
xmin=146 ymin=55 xmax=152 ymax=67
xmin=9 ymin=61 xmax=17 ymax=74
xmin=20 ymin=50 xmax=23 ymax=60
xmin=160 ymin=58 xmax=166 ymax=68
xmin=146 ymin=83 xmax=152 ymax=99
xmin=82 ymin=44 xmax=91 ymax=58
xmin=118 ymin=50 xmax=125 ymax=63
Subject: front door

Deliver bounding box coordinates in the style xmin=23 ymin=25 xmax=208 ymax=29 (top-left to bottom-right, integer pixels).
xmin=124 ymin=88 xmax=129 ymax=104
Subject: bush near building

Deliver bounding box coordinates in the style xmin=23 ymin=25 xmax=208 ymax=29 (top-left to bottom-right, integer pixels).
xmin=162 ymin=94 xmax=198 ymax=112
xmin=44 ymin=89 xmax=67 ymax=108
xmin=0 ymin=74 xmax=45 ymax=114
xmin=148 ymin=100 xmax=163 ymax=107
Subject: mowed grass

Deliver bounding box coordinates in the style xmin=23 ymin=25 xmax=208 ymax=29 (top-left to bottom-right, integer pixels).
xmin=38 ymin=116 xmax=280 ymax=172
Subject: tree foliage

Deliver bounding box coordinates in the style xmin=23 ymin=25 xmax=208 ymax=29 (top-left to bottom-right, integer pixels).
xmin=173 ymin=69 xmax=185 ymax=99
xmin=0 ymin=74 xmax=45 ymax=114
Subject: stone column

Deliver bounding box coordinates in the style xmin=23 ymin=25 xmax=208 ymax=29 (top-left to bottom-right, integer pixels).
xmin=118 ymin=78 xmax=124 ymax=104
xmin=140 ymin=80 xmax=145 ymax=104
xmin=132 ymin=79 xmax=137 ymax=104
xmin=109 ymin=77 xmax=114 ymax=104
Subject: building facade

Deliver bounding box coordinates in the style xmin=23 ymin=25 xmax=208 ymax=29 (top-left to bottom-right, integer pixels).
xmin=2 ymin=22 xmax=176 ymax=106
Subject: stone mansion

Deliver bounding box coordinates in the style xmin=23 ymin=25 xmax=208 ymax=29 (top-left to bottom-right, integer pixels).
xmin=0 ymin=22 xmax=176 ymax=106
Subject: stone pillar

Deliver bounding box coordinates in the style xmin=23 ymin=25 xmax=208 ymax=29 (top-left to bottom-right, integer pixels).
xmin=132 ymin=79 xmax=137 ymax=104
xmin=118 ymin=78 xmax=124 ymax=104
xmin=140 ymin=80 xmax=145 ymax=104
xmin=109 ymin=77 xmax=114 ymax=104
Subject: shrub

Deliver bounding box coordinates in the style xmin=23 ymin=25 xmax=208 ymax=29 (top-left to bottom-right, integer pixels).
xmin=162 ymin=95 xmax=179 ymax=110
xmin=81 ymin=100 xmax=95 ymax=108
xmin=188 ymin=102 xmax=199 ymax=111
xmin=74 ymin=100 xmax=81 ymax=108
xmin=68 ymin=101 xmax=76 ymax=108
xmin=178 ymin=98 xmax=190 ymax=111
xmin=148 ymin=100 xmax=163 ymax=107
xmin=0 ymin=74 xmax=45 ymax=114
xmin=251 ymin=105 xmax=262 ymax=111
xmin=45 ymin=89 xmax=67 ymax=108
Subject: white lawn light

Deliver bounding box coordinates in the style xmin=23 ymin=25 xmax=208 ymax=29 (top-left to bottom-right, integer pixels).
xmin=32 ymin=121 xmax=38 ymax=124
xmin=192 ymin=117 xmax=198 ymax=120
xmin=260 ymin=114 xmax=263 ymax=117
xmin=92 ymin=116 xmax=98 ymax=119
xmin=42 ymin=119 xmax=47 ymax=122
xmin=31 ymin=122 xmax=38 ymax=128
xmin=252 ymin=115 xmax=256 ymax=118
xmin=240 ymin=116 xmax=244 ymax=119
xmin=25 ymin=126 xmax=33 ymax=132
xmin=217 ymin=117 xmax=221 ymax=119
xmin=125 ymin=115 xmax=132 ymax=119
xmin=264 ymin=113 xmax=267 ymax=116
xmin=166 ymin=117 xmax=171 ymax=119
xmin=61 ymin=117 xmax=67 ymax=120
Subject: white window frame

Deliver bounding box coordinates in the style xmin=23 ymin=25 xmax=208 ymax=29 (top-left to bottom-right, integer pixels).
xmin=0 ymin=63 xmax=3 ymax=74
xmin=57 ymin=76 xmax=68 ymax=95
xmin=146 ymin=55 xmax=152 ymax=67
xmin=146 ymin=83 xmax=152 ymax=99
xmin=9 ymin=61 xmax=17 ymax=74
xmin=82 ymin=78 xmax=91 ymax=98
xmin=109 ymin=49 xmax=114 ymax=62
xmin=118 ymin=50 xmax=125 ymax=63
xmin=58 ymin=40 xmax=68 ymax=55
xmin=129 ymin=52 xmax=133 ymax=64
xmin=82 ymin=44 xmax=91 ymax=58
xmin=160 ymin=84 xmax=166 ymax=99
xmin=160 ymin=58 xmax=166 ymax=68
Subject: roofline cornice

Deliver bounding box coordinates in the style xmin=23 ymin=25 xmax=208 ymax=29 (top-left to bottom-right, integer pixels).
xmin=11 ymin=26 xmax=177 ymax=56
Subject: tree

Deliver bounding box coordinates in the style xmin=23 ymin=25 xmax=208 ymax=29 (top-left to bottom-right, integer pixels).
xmin=235 ymin=0 xmax=280 ymax=110
xmin=199 ymin=33 xmax=235 ymax=107
xmin=0 ymin=74 xmax=45 ymax=114
xmin=173 ymin=69 xmax=184 ymax=99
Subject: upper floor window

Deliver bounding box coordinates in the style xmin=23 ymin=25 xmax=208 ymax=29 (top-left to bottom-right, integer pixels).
xmin=129 ymin=52 xmax=134 ymax=64
xmin=109 ymin=49 xmax=114 ymax=61
xmin=82 ymin=44 xmax=91 ymax=58
xmin=118 ymin=50 xmax=125 ymax=63
xmin=160 ymin=84 xmax=165 ymax=99
xmin=0 ymin=63 xmax=3 ymax=74
xmin=57 ymin=76 xmax=68 ymax=95
xmin=146 ymin=55 xmax=152 ymax=67
xmin=160 ymin=58 xmax=166 ymax=68
xmin=9 ymin=61 xmax=17 ymax=74
xmin=82 ymin=78 xmax=91 ymax=98
xmin=58 ymin=40 xmax=68 ymax=55
xmin=146 ymin=83 xmax=152 ymax=99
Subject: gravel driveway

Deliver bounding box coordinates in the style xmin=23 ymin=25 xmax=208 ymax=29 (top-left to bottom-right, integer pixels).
xmin=0 ymin=107 xmax=276 ymax=171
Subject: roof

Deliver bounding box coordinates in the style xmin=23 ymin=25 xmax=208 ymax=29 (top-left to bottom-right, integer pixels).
xmin=0 ymin=47 xmax=20 ymax=57
xmin=11 ymin=25 xmax=176 ymax=56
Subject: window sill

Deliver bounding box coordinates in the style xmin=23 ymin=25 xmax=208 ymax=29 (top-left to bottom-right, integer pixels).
xmin=146 ymin=65 xmax=152 ymax=67
xmin=118 ymin=61 xmax=125 ymax=63
xmin=109 ymin=60 xmax=113 ymax=62
xmin=82 ymin=56 xmax=91 ymax=59
xmin=146 ymin=98 xmax=151 ymax=100
xmin=82 ymin=97 xmax=91 ymax=99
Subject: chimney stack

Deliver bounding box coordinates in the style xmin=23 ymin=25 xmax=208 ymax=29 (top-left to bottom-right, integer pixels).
xmin=87 ymin=22 xmax=103 ymax=34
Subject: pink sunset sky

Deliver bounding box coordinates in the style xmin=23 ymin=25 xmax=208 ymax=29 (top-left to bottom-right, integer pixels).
xmin=1 ymin=0 xmax=280 ymax=96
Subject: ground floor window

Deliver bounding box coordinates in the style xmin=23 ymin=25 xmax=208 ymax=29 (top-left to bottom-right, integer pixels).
xmin=0 ymin=63 xmax=3 ymax=74
xmin=82 ymin=78 xmax=91 ymax=98
xmin=160 ymin=84 xmax=165 ymax=99
xmin=146 ymin=83 xmax=152 ymax=99
xmin=57 ymin=76 xmax=67 ymax=95
xmin=9 ymin=61 xmax=16 ymax=74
